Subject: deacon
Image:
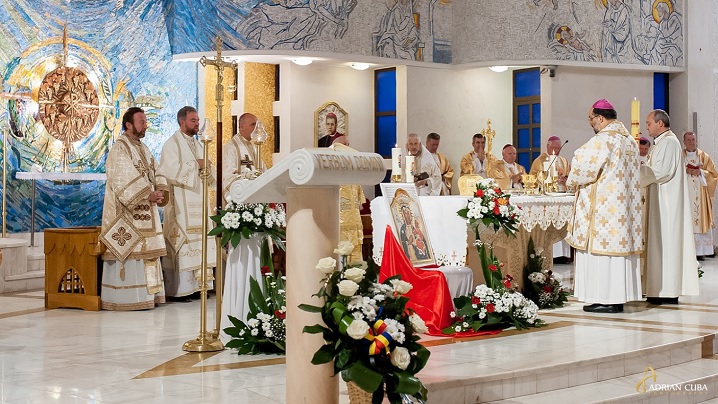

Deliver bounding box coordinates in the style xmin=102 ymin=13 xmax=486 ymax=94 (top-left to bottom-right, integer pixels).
xmin=222 ymin=112 xmax=266 ymax=202
xmin=159 ymin=106 xmax=217 ymax=301
xmin=406 ymin=133 xmax=442 ymax=196
xmin=529 ymin=136 xmax=569 ymax=190
xmin=488 ymin=144 xmax=526 ymax=189
xmin=460 ymin=133 xmax=496 ymax=178
xmin=683 ymin=131 xmax=718 ymax=259
xmin=566 ymin=99 xmax=642 ymax=314
xmin=638 ymin=137 xmax=651 ymax=165
xmin=640 ymin=110 xmax=699 ymax=304
xmin=425 ymin=132 xmax=454 ymax=195
xmin=99 ymin=107 xmax=168 ymax=310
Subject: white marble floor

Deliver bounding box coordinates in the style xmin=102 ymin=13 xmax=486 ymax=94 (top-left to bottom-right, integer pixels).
xmin=2 ymin=259 xmax=718 ymax=403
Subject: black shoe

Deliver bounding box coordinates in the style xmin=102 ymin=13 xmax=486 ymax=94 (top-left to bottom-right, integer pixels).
xmin=190 ymin=291 xmax=202 ymax=300
xmin=646 ymin=297 xmax=663 ymax=305
xmin=697 ymin=256 xmax=705 ymax=261
xmin=169 ymin=295 xmax=192 ymax=303
xmin=662 ymin=297 xmax=679 ymax=304
xmin=583 ymin=304 xmax=623 ymax=313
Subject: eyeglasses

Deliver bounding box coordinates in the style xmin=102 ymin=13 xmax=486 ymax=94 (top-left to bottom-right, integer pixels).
xmin=588 ymin=115 xmax=599 ymax=121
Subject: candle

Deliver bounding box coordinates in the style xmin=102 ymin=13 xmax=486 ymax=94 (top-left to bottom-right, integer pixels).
xmin=631 ymin=97 xmax=640 ymax=140
xmin=404 ymin=155 xmax=415 ymax=182
xmin=391 ymin=145 xmax=402 ymax=176
xmin=550 ymin=152 xmax=558 ymax=176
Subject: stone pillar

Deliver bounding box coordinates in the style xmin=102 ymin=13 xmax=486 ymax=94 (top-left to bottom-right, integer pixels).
xmin=285 ymin=187 xmax=339 ymax=404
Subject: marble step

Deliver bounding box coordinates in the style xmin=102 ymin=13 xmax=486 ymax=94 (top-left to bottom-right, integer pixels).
xmin=421 ymin=329 xmax=713 ymax=404
xmin=486 ymin=356 xmax=718 ymax=403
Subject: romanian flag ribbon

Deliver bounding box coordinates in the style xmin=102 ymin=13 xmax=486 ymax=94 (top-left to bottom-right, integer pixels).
xmin=363 ymin=319 xmax=393 ymax=355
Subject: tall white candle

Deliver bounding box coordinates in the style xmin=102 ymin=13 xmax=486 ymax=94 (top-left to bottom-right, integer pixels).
xmin=391 ymin=146 xmax=402 ymax=176
xmin=404 ymin=155 xmax=415 ymax=182
xmin=550 ymin=152 xmax=558 ymax=176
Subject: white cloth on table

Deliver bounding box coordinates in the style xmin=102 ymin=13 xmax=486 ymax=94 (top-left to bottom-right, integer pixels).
xmin=573 ymin=250 xmax=642 ymax=305
xmin=371 ymin=196 xmax=472 ymax=297
xmin=552 ymin=240 xmax=571 ymax=258
xmin=221 ymin=234 xmax=263 ymax=342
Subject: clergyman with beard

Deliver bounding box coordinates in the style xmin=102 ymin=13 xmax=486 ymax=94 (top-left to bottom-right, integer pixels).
xmin=159 ymin=106 xmax=217 ymax=301
xmin=99 ymin=107 xmax=169 ymax=310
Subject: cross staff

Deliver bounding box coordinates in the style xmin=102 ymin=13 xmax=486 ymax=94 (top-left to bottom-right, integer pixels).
xmin=199 ymin=36 xmax=237 ymax=210
xmin=196 ymin=36 xmax=236 ymax=350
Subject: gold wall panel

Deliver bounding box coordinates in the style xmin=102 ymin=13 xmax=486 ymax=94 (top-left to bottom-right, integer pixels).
xmin=243 ymin=62 xmax=275 ymax=169
xmin=203 ymin=64 xmax=236 ymax=166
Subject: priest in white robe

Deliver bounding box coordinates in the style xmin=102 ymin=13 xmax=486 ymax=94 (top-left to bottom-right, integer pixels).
xmin=682 ymin=131 xmax=718 ymax=259
xmin=159 ymin=106 xmax=217 ymax=300
xmin=640 ymin=110 xmax=699 ymax=304
xmin=566 ymin=99 xmax=642 ymax=313
xmin=425 ymin=132 xmax=454 ymax=195
xmin=488 ymin=144 xmax=526 ymax=190
xmin=460 ymin=134 xmax=496 ymax=178
xmin=222 ymin=112 xmax=267 ymax=203
xmin=100 ymin=107 xmax=168 ymax=310
xmin=406 ymin=133 xmax=442 ymax=196
xmin=639 ymin=137 xmax=651 ymax=165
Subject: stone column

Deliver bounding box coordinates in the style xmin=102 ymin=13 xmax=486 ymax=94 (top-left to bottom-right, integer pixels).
xmin=285 ymin=187 xmax=339 ymax=404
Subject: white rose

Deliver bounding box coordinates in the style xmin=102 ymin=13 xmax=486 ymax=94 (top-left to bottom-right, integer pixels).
xmin=390 ymin=347 xmax=411 ymax=370
xmin=338 ymin=280 xmax=360 ymax=296
xmin=409 ymin=314 xmax=428 ymax=334
xmin=316 ymin=257 xmax=337 ymax=274
xmin=390 ymin=279 xmax=413 ymax=295
xmin=334 ymin=240 xmax=355 ymax=256
xmin=348 ymin=261 xmax=368 ymax=270
xmin=346 ymin=319 xmax=369 ymax=340
xmin=344 ymin=267 xmax=366 ymax=283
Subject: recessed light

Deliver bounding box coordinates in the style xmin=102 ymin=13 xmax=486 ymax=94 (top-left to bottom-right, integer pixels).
xmin=291 ymin=57 xmax=313 ymax=66
xmin=350 ymin=63 xmax=370 ymax=71
xmin=489 ymin=66 xmax=508 ymax=73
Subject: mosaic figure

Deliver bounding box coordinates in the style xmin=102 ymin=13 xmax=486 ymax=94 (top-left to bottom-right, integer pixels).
xmin=375 ymin=0 xmax=420 ymax=60
xmin=548 ymin=24 xmax=598 ymax=62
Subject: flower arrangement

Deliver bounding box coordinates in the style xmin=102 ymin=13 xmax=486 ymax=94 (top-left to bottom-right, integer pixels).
xmin=459 ymin=178 xmax=521 ymax=236
xmin=224 ymin=264 xmax=287 ymax=354
xmin=444 ymin=178 xmax=544 ymax=334
xmin=209 ymin=197 xmax=286 ymax=248
xmin=443 ymin=251 xmax=542 ymax=333
xmin=523 ymin=238 xmax=569 ymax=309
xmin=300 ymin=241 xmax=431 ymax=403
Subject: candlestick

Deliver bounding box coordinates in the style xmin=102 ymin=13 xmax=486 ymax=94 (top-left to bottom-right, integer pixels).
xmin=631 ymin=97 xmax=640 ymax=141
xmin=391 ymin=145 xmax=402 ymax=182
xmin=404 ymin=155 xmax=415 ymax=183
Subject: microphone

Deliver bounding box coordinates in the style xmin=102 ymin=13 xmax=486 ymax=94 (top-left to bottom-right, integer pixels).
xmin=546 ymin=140 xmax=569 ymax=175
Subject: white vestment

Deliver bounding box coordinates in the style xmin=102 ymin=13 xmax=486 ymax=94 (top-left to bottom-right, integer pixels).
xmin=408 ymin=145 xmax=442 ymax=196
xmin=159 ymin=130 xmax=217 ymax=297
xmin=566 ymin=121 xmax=643 ymax=304
xmin=640 ymin=130 xmax=699 ymax=298
xmin=222 ymin=135 xmax=266 ymax=203
xmin=100 ymin=135 xmax=168 ymax=310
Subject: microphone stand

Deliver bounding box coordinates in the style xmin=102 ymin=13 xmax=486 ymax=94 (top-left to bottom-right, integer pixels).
xmin=545 ymin=140 xmax=569 ymax=192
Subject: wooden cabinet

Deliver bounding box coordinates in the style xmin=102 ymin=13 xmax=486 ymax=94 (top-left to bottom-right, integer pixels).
xmin=44 ymin=227 xmax=102 ymax=310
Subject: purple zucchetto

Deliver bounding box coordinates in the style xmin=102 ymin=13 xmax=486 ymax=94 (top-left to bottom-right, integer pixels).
xmin=547 ymin=136 xmax=561 ymax=142
xmin=592 ymin=99 xmax=615 ymax=110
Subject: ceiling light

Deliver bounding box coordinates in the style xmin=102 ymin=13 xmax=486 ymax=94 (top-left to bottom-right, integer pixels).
xmin=291 ymin=57 xmax=313 ymax=66
xmin=350 ymin=62 xmax=370 ymax=71
xmin=489 ymin=66 xmax=508 ymax=73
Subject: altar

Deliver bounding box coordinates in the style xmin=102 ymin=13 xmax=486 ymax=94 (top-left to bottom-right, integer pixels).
xmin=372 ymin=194 xmax=575 ymax=292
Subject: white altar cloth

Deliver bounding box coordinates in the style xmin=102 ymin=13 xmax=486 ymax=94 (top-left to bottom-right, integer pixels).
xmin=371 ymin=196 xmax=473 ymax=298
xmin=221 ymin=234 xmax=263 ymax=342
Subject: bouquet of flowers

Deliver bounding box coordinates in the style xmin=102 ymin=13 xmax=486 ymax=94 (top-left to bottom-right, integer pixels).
xmin=443 ymin=252 xmax=542 ymax=333
xmin=209 ymin=197 xmax=286 ymax=248
xmin=300 ymin=242 xmax=431 ymax=404
xmin=458 ymin=178 xmax=521 ymax=289
xmin=224 ymin=265 xmax=287 ymax=354
xmin=523 ymin=238 xmax=569 ymax=309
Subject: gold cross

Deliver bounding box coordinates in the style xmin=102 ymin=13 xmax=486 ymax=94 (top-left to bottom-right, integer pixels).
xmin=619 ymin=238 xmax=628 ymax=248
xmin=600 ymin=239 xmax=610 ymax=249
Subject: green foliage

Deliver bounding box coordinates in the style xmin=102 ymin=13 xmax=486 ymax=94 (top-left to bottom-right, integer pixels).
xmin=300 ymin=246 xmax=430 ymax=403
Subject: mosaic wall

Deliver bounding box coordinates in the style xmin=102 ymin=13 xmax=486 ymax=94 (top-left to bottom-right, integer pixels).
xmin=168 ymin=0 xmax=455 ymax=64
xmin=452 ymin=0 xmax=683 ymax=66
xmin=0 ymin=0 xmax=197 ymax=231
